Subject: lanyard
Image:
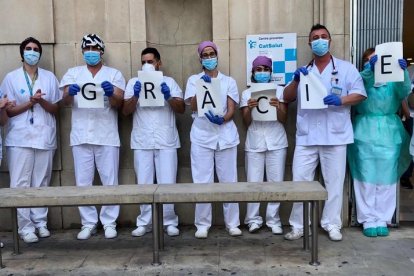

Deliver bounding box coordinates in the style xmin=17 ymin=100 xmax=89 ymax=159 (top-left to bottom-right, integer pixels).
xmin=23 ymin=68 xmax=38 ymax=124
xmin=23 ymin=69 xmax=38 ymax=96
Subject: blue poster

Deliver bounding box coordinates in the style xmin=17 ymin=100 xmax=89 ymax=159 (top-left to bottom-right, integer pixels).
xmin=246 ymin=33 xmax=297 ymax=86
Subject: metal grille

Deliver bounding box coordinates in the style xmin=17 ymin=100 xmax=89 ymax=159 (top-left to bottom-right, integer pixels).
xmin=352 ymin=0 xmax=404 ymax=69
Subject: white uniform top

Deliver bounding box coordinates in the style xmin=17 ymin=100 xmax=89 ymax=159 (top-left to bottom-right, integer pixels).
xmin=124 ymin=76 xmax=183 ymax=149
xmin=240 ymin=85 xmax=288 ymax=152
xmin=59 ymin=65 xmax=126 ymax=147
xmin=0 ymin=67 xmax=61 ymax=150
xmin=184 ymin=71 xmax=240 ymax=150
xmin=295 ymin=56 xmax=366 ymax=146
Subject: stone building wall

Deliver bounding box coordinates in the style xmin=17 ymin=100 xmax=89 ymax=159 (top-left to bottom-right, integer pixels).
xmin=0 ymin=0 xmax=351 ymax=230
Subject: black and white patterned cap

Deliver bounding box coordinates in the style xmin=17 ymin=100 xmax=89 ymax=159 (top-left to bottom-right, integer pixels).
xmin=81 ymin=34 xmax=105 ymax=52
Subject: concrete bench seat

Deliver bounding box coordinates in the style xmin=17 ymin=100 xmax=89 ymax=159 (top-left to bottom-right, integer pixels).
xmin=152 ymin=181 xmax=327 ymax=265
xmin=0 ymin=185 xmax=157 ymax=268
xmin=0 ymin=181 xmax=327 ymax=268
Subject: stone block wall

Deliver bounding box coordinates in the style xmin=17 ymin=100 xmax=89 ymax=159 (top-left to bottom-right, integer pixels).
xmin=0 ymin=0 xmax=351 ymax=230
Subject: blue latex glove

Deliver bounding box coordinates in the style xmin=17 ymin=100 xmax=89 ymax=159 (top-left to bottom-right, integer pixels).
xmin=160 ymin=82 xmax=171 ymax=101
xmin=323 ymin=94 xmax=342 ymax=106
xmin=101 ymin=81 xmax=114 ymax=97
xmin=205 ymin=110 xmax=225 ymax=125
xmin=133 ymin=80 xmax=141 ymax=98
xmin=68 ymin=84 xmax=80 ymax=96
xmin=200 ymin=74 xmax=211 ymax=83
xmin=293 ymin=67 xmax=309 ymax=82
xmin=399 ymin=59 xmax=407 ymax=70
xmin=369 ymin=55 xmax=378 ymax=71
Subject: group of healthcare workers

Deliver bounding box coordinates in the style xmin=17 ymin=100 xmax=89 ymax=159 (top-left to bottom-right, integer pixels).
xmin=0 ymin=23 xmax=411 ymax=244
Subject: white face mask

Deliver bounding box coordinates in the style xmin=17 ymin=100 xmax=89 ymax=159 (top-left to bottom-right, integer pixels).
xmin=142 ymin=63 xmax=155 ymax=72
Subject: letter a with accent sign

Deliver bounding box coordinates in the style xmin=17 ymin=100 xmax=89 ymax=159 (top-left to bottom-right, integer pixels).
xmin=375 ymin=42 xmax=404 ymax=83
xmin=137 ymin=70 xmax=164 ymax=107
xmin=299 ymin=72 xmax=328 ymax=109
xmin=195 ymin=78 xmax=223 ymax=117
xmin=77 ymin=83 xmax=104 ymax=108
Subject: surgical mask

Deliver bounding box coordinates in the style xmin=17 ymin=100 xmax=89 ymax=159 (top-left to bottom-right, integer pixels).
xmin=254 ymin=72 xmax=271 ymax=83
xmin=202 ymin=57 xmax=218 ymax=71
xmin=363 ymin=62 xmax=370 ymax=71
xmin=311 ymin=39 xmax=330 ymax=56
xmin=142 ymin=63 xmax=155 ymax=72
xmin=83 ymin=51 xmax=101 ymax=66
xmin=23 ymin=50 xmax=40 ymax=66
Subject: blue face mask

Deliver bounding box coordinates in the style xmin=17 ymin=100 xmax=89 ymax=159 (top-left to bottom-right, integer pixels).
xmin=254 ymin=72 xmax=271 ymax=83
xmin=83 ymin=51 xmax=101 ymax=66
xmin=23 ymin=50 xmax=40 ymax=66
xmin=202 ymin=57 xmax=218 ymax=71
xmin=311 ymin=39 xmax=330 ymax=56
xmin=363 ymin=62 xmax=370 ymax=70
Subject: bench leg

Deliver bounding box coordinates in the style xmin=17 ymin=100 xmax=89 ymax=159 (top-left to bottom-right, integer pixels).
xmin=310 ymin=201 xmax=320 ymax=266
xmin=0 ymin=240 xmax=4 ymax=268
xmin=303 ymin=201 xmax=309 ymax=251
xmin=151 ymin=203 xmax=161 ymax=266
xmin=11 ymin=208 xmax=20 ymax=255
xmin=158 ymin=204 xmax=164 ymax=250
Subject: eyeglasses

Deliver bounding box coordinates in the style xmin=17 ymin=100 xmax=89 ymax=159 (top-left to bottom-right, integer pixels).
xmin=25 ymin=46 xmax=40 ymax=52
xmin=201 ymin=52 xmax=217 ymax=59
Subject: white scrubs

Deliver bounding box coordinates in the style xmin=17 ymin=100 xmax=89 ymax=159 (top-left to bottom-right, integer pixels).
xmin=288 ymin=56 xmax=366 ymax=231
xmin=240 ymin=86 xmax=288 ymax=228
xmin=124 ymin=76 xmax=182 ymax=228
xmin=60 ymin=65 xmax=125 ymax=228
xmin=1 ymin=67 xmax=61 ymax=235
xmin=184 ymin=71 xmax=240 ymax=231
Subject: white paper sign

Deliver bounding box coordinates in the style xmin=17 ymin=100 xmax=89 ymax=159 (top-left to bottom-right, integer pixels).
xmin=196 ymin=79 xmax=223 ymax=117
xmin=137 ymin=71 xmax=164 ymax=107
xmin=250 ymin=83 xmax=278 ymax=121
xmin=299 ymin=72 xmax=328 ymax=109
xmin=374 ymin=42 xmax=404 ymax=83
xmin=77 ymin=83 xmax=104 ymax=108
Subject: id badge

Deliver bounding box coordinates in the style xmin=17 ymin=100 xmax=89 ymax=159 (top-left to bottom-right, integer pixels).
xmin=331 ymin=86 xmax=342 ymax=96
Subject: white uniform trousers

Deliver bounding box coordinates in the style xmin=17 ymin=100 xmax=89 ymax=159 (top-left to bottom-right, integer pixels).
xmin=353 ymin=180 xmax=396 ymax=228
xmin=72 ymin=145 xmax=120 ymax=227
xmin=134 ymin=149 xmax=179 ymax=227
xmin=8 ymin=147 xmax=54 ymax=235
xmin=191 ymin=144 xmax=240 ymax=231
xmin=288 ymin=145 xmax=346 ymax=230
xmin=244 ymin=148 xmax=287 ymax=228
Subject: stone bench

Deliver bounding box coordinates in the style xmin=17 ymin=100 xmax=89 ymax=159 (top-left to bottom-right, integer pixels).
xmin=0 ymin=185 xmax=157 ymax=268
xmin=152 ymin=181 xmax=327 ymax=265
xmin=0 ymin=181 xmax=327 ymax=268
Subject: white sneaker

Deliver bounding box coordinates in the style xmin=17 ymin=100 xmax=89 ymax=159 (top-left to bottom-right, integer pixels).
xmin=284 ymin=228 xmax=303 ymax=240
xmin=21 ymin=232 xmax=39 ymax=243
xmin=166 ymin=225 xmax=180 ymax=237
xmin=37 ymin=227 xmax=51 ymax=238
xmin=248 ymin=223 xmax=261 ymax=233
xmin=104 ymin=225 xmax=117 ymax=239
xmin=0 ymin=242 xmax=3 ymax=248
xmin=270 ymin=225 xmax=283 ymax=235
xmin=195 ymin=229 xmax=208 ymax=239
xmin=131 ymin=226 xmax=151 ymax=237
xmin=227 ymin=227 xmax=242 ymax=237
xmin=77 ymin=225 xmax=97 ymax=240
xmin=327 ymin=225 xmax=342 ymax=241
